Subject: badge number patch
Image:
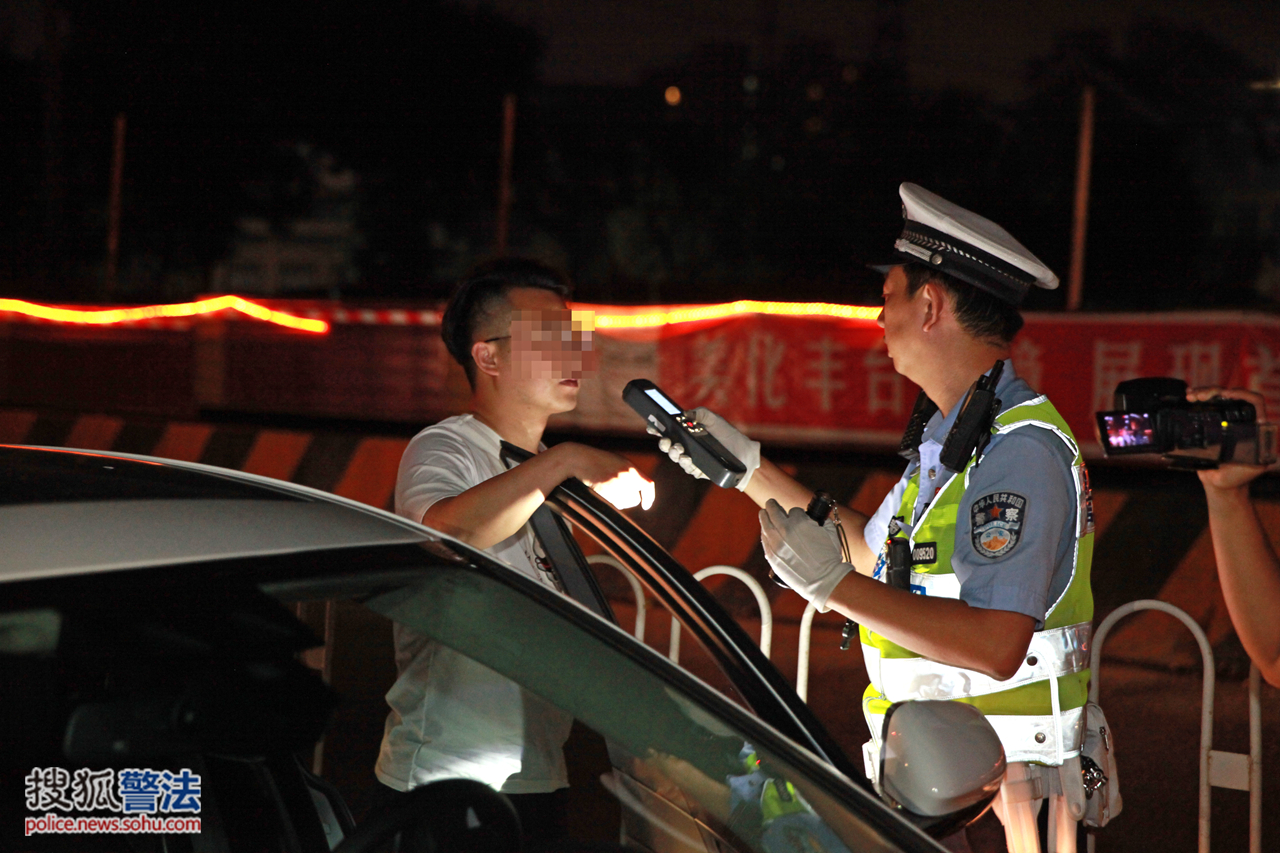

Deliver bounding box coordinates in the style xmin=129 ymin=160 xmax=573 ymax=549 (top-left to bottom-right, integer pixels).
xmin=971 ymin=492 xmax=1027 ymax=559
xmin=911 ymin=542 xmax=937 ymax=565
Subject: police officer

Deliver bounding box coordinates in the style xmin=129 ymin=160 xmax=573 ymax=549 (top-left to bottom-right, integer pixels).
xmin=661 ymin=184 xmax=1095 ymax=853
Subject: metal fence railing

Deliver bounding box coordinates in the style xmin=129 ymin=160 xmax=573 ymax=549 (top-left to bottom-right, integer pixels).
xmin=1090 ymin=599 xmax=1262 ymax=853
xmin=796 ymin=602 xmax=823 ymax=703
xmin=585 ymin=554 xmax=648 ymax=642
xmin=668 ymin=566 xmax=772 ymax=663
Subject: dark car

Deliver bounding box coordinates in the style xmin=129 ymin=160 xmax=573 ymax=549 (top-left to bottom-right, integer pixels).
xmin=0 ymin=444 xmax=999 ymax=852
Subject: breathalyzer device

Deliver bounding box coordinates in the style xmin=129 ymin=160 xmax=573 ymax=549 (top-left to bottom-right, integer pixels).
xmin=623 ymin=379 xmax=748 ymax=489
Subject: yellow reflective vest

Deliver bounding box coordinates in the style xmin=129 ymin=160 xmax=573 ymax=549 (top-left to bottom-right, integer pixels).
xmin=860 ymin=395 xmax=1094 ymax=767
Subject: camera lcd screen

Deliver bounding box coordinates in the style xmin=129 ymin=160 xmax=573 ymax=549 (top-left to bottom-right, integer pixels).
xmin=644 ymin=388 xmax=682 ymax=416
xmin=1100 ymin=411 xmax=1156 ymax=451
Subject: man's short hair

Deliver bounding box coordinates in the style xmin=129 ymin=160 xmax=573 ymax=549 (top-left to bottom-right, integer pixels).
xmin=441 ymin=257 xmax=573 ymax=388
xmin=902 ymin=263 xmax=1024 ymax=345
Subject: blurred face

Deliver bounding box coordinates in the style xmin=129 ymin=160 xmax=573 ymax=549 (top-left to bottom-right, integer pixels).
xmin=509 ymin=306 xmax=597 ymax=381
xmin=487 ymin=287 xmax=598 ymax=413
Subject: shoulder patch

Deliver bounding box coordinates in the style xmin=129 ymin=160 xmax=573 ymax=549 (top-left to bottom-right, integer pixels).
xmin=970 ymin=492 xmax=1027 ymax=559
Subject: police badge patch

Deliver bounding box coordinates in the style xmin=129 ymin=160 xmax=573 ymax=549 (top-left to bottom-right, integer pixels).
xmin=970 ymin=492 xmax=1027 ymax=558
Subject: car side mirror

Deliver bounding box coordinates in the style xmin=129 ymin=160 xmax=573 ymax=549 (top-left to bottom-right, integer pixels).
xmin=877 ymin=700 xmax=1006 ymax=834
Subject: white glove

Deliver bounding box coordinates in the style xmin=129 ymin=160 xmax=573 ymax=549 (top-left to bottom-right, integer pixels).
xmin=647 ymin=407 xmax=761 ymax=491
xmin=759 ymin=499 xmax=851 ymax=611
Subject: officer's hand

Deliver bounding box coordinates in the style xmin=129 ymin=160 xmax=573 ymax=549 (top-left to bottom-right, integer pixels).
xmin=1187 ymin=387 xmax=1272 ymax=491
xmin=650 ymin=431 xmax=709 ymax=481
xmin=647 ymin=407 xmax=761 ymax=491
xmin=759 ymin=499 xmax=850 ymax=611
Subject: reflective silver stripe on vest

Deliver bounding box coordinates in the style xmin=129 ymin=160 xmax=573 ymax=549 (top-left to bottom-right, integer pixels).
xmin=864 ymin=644 xmax=885 ymax=695
xmin=986 ymin=707 xmax=1084 ymax=764
xmin=875 ymin=622 xmax=1092 ymax=701
xmin=907 ymin=571 xmax=960 ymax=597
xmin=863 ymin=705 xmax=1085 ymax=769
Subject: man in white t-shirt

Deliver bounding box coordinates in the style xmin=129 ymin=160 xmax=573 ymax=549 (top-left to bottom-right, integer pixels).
xmin=375 ymin=258 xmax=653 ymax=842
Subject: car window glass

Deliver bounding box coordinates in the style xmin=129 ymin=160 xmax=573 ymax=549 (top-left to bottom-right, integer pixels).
xmin=362 ymin=567 xmax=911 ymax=853
xmin=497 ymin=454 xmax=769 ymax=715
xmin=565 ymin=536 xmax=758 ymax=711
xmin=596 ymin=558 xmax=757 ymax=709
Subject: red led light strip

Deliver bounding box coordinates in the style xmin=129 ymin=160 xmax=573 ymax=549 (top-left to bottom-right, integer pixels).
xmin=0 ymin=297 xmax=883 ymax=333
xmin=0 ymin=296 xmax=329 ymax=334
xmin=588 ymin=300 xmax=880 ymax=329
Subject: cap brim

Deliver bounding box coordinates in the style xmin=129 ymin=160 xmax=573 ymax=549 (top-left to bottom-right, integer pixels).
xmin=871 ymin=244 xmax=1031 ymax=305
xmin=866 ymin=261 xmax=904 ymax=275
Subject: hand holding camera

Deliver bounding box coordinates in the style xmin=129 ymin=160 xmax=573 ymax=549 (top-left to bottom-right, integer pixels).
xmin=1095 ymin=378 xmax=1277 ymax=469
xmin=1186 ymin=387 xmax=1274 ymax=490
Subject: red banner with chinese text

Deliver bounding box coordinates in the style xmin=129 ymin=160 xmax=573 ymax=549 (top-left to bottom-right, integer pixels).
xmin=4 ymin=296 xmax=1277 ymax=455
xmin=557 ymin=307 xmax=1280 ymax=457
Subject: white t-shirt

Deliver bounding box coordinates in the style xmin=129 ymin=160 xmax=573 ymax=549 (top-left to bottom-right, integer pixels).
xmin=375 ymin=414 xmax=573 ymax=794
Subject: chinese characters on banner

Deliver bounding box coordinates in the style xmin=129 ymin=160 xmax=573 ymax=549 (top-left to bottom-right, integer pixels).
xmin=555 ymin=309 xmax=1280 ymax=454
xmin=657 ymin=316 xmax=901 ymax=440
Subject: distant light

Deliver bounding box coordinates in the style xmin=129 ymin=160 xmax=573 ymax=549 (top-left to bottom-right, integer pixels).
xmin=842 ymin=64 xmax=859 ymax=85
xmin=806 ymin=82 xmax=824 ymax=101
xmin=804 ymin=116 xmax=825 ymax=134
xmin=743 ymin=74 xmax=759 ymax=93
xmin=664 ymin=86 xmax=682 ymax=106
xmin=1250 ymin=79 xmax=1280 ymax=91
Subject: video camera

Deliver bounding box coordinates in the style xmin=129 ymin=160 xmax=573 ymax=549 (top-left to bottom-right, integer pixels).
xmin=1095 ymin=377 xmax=1277 ymax=469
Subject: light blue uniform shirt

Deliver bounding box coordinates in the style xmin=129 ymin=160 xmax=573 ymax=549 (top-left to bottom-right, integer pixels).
xmin=863 ymin=361 xmax=1077 ymax=628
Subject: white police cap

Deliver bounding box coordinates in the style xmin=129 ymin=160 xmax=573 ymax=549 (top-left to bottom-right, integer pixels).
xmin=883 ymin=183 xmax=1059 ymax=305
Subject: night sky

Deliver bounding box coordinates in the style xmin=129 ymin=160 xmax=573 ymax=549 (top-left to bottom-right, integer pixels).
xmin=459 ymin=0 xmax=1280 ymax=100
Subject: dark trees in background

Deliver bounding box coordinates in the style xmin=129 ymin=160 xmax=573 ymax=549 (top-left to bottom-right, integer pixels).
xmin=0 ymin=53 xmax=45 ymax=291
xmin=1005 ymin=22 xmax=1280 ymax=311
xmin=518 ymin=19 xmax=1279 ymax=308
xmin=2 ymin=5 xmax=1277 ymax=308
xmin=516 ymin=44 xmax=1006 ymax=305
xmin=2 ymin=0 xmax=540 ymax=301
